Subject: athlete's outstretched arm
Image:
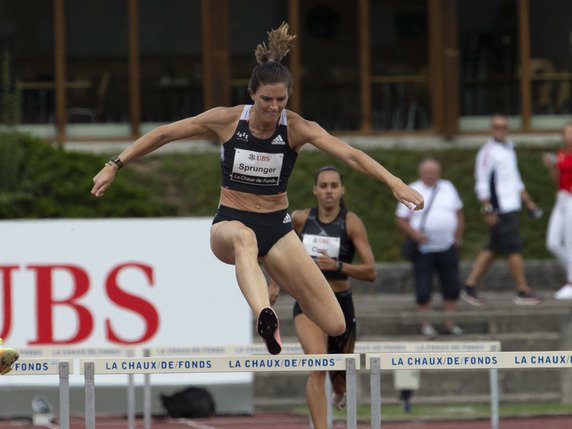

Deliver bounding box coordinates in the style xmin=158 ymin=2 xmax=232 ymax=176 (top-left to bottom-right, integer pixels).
xmin=91 ymin=107 xmax=234 ymax=197
xmin=289 ymin=116 xmax=424 ymax=210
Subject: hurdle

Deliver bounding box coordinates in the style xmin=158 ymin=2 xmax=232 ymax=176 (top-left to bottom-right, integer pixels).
xmin=18 ymin=347 xmax=136 ymax=429
xmin=146 ymin=341 xmax=500 ymax=428
xmin=367 ymin=350 xmax=572 ymax=429
xmin=5 ymin=358 xmax=73 ymax=429
xmin=357 ymin=341 xmax=501 ymax=428
xmin=81 ymin=353 xmax=360 ymax=429
xmin=146 ymin=343 xmax=345 ymax=429
xmin=144 ymin=344 xmax=312 ymax=429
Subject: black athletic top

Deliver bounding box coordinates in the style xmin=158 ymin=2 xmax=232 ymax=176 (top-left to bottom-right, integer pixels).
xmin=220 ymin=105 xmax=298 ymax=195
xmin=300 ymin=207 xmax=355 ymax=280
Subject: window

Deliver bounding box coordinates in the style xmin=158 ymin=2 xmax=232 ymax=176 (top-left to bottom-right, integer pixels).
xmin=139 ymin=0 xmax=202 ymax=130
xmin=65 ymin=0 xmax=130 ymax=137
xmin=529 ymin=0 xmax=572 ymax=129
xmin=1 ymin=0 xmax=55 ymax=137
xmin=458 ymin=0 xmax=520 ymax=131
xmin=229 ymin=0 xmax=287 ymax=105
xmin=300 ymin=1 xmax=360 ymax=131
xmin=370 ymin=0 xmax=430 ymax=131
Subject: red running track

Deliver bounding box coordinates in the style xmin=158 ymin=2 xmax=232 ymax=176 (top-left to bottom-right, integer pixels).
xmin=2 ymin=414 xmax=572 ymax=428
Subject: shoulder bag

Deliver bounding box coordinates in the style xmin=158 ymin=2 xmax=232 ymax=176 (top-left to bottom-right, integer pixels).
xmin=400 ymin=185 xmax=439 ymax=260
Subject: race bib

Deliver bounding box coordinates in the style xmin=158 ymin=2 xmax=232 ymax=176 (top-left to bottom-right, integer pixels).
xmin=302 ymin=234 xmax=341 ymax=259
xmin=231 ymin=148 xmax=284 ymax=186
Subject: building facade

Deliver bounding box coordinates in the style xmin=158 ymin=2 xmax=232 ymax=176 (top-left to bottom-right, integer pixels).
xmin=2 ymin=0 xmax=571 ymax=141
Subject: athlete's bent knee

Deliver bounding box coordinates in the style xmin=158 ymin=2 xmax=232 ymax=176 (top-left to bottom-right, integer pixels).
xmin=327 ymin=319 xmax=346 ymax=337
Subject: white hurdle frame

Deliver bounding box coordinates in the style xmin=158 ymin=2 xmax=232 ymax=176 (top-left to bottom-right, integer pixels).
xmin=358 ymin=341 xmax=501 ymax=429
xmin=81 ymin=353 xmax=360 ymax=429
xmin=5 ymin=358 xmax=73 ymax=429
xmin=145 ymin=341 xmax=500 ymax=429
xmin=367 ymin=350 xmax=572 ymax=429
xmin=17 ymin=347 xmax=136 ymax=429
xmin=146 ymin=343 xmax=345 ymax=429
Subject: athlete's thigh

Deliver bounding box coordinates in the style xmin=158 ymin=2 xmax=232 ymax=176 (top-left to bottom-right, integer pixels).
xmin=262 ymin=232 xmax=344 ymax=334
xmin=294 ymin=314 xmax=328 ymax=355
xmin=210 ymin=220 xmax=255 ymax=265
xmin=261 ymin=231 xmax=331 ymax=302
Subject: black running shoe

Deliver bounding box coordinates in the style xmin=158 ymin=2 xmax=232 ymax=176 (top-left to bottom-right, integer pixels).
xmin=460 ymin=285 xmax=484 ymax=307
xmin=257 ymin=307 xmax=282 ymax=355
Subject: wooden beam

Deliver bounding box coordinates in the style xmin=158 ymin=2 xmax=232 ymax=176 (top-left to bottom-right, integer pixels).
xmin=518 ymin=0 xmax=531 ymax=130
xmin=53 ymin=0 xmax=66 ymax=142
xmin=128 ymin=0 xmax=141 ymax=138
xmin=201 ymin=0 xmax=230 ymax=109
xmin=358 ymin=0 xmax=371 ymax=133
xmin=288 ymin=0 xmax=301 ymax=113
xmin=428 ymin=0 xmax=459 ymax=138
xmin=442 ymin=0 xmax=459 ymax=136
xmin=428 ymin=0 xmax=444 ymax=135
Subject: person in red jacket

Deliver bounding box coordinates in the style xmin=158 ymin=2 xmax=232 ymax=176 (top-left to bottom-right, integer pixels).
xmin=544 ymin=122 xmax=572 ymax=299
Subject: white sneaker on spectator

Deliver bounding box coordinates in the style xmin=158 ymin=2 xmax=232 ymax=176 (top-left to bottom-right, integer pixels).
xmin=554 ymin=284 xmax=572 ymax=300
xmin=420 ymin=323 xmax=438 ymax=339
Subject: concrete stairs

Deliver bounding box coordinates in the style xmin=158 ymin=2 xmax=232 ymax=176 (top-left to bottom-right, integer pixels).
xmin=252 ymin=261 xmax=572 ymax=409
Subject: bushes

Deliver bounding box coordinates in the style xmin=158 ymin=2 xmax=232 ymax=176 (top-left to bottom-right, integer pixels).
xmin=0 ymin=132 xmax=175 ymax=218
xmin=142 ymin=146 xmax=556 ymax=261
xmin=0 ymin=130 xmax=556 ymax=261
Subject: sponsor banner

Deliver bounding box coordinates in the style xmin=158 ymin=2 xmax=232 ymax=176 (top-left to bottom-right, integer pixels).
xmin=368 ymin=351 xmax=572 ymax=370
xmin=0 ymin=218 xmax=251 ymax=386
xmin=83 ymin=354 xmax=361 ymax=375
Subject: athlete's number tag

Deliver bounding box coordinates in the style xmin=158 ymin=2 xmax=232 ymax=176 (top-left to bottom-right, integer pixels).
xmin=231 ymin=148 xmax=284 ymax=186
xmin=302 ymin=234 xmax=341 ymax=259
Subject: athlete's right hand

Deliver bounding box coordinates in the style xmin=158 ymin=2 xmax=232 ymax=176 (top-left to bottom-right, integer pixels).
xmin=91 ymin=165 xmax=117 ymax=197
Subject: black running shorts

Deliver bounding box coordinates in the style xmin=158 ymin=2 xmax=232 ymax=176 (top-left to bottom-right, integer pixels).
xmin=212 ymin=205 xmax=293 ymax=257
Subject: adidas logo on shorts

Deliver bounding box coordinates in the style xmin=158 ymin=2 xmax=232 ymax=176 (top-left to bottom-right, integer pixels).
xmin=282 ymin=213 xmax=292 ymax=224
xmin=271 ymin=135 xmax=286 ymax=145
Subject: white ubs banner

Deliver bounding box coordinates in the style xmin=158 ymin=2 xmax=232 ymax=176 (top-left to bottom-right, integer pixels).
xmin=0 ymin=218 xmax=251 ymax=385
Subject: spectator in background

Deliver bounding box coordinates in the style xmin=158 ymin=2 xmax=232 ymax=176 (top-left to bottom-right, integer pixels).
xmin=461 ymin=114 xmax=543 ymax=306
xmin=396 ymin=158 xmax=464 ymax=338
xmin=543 ymin=122 xmax=572 ymax=300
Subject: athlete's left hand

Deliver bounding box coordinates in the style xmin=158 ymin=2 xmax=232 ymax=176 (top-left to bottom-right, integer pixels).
xmin=391 ymin=178 xmax=424 ymax=210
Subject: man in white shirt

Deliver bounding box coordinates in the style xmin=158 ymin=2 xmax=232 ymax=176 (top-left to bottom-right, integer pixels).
xmin=461 ymin=114 xmax=543 ymax=306
xmin=396 ymin=158 xmax=464 ymax=338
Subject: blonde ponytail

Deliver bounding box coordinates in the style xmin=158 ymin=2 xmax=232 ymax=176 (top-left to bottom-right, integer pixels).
xmin=254 ymin=22 xmax=296 ymax=64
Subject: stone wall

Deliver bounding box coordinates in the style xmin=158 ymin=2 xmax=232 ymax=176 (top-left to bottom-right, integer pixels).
xmin=351 ymin=260 xmax=566 ymax=294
